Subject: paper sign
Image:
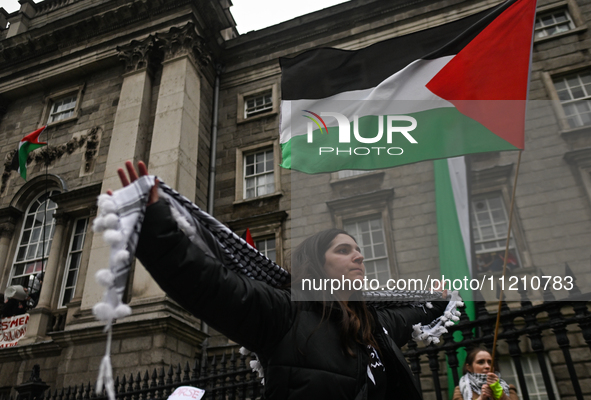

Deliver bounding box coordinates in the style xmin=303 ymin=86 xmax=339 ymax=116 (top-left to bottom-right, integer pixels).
xmin=0 ymin=314 xmax=29 ymax=348
xmin=168 ymin=386 xmax=205 ymax=400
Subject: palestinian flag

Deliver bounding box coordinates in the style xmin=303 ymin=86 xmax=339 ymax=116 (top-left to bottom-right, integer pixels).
xmin=279 ymin=0 xmax=536 ymax=173
xmin=10 ymin=126 xmax=47 ymax=180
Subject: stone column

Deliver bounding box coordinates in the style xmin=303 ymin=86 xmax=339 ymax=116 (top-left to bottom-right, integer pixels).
xmin=36 ymin=212 xmax=68 ymax=309
xmin=149 ymin=22 xmax=210 ymax=201
xmin=0 ymin=207 xmax=21 ymax=287
xmin=0 ymin=224 xmax=16 ymax=285
xmin=129 ymin=23 xmax=209 ymax=302
xmin=0 ymin=227 xmax=13 ymax=274
xmin=21 ymin=213 xmax=68 ymax=344
xmin=82 ymin=36 xmax=161 ymax=312
xmin=103 ymin=35 xmax=161 ymax=192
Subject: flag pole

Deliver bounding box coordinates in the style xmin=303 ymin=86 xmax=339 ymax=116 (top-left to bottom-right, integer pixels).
xmin=490 ymin=150 xmax=523 ymax=370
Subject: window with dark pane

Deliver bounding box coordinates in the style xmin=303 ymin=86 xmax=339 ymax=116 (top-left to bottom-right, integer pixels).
xmin=254 ymin=237 xmax=277 ymax=261
xmin=343 ymin=216 xmax=390 ymax=287
xmin=535 ymin=9 xmax=574 ymax=39
xmin=471 ymin=195 xmax=521 ymax=273
xmin=244 ymin=91 xmax=272 ymax=118
xmin=255 ymin=237 xmax=276 ymax=262
xmin=244 ymin=149 xmax=274 ymax=199
xmin=48 ymin=95 xmax=77 ymax=123
xmin=553 ymin=71 xmax=591 ymax=128
xmin=59 ymin=218 xmax=88 ymax=307
xmin=10 ymin=191 xmax=60 ymax=289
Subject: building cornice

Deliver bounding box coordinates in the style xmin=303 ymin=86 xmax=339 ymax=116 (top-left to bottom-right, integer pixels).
xmin=326 ymin=189 xmax=394 ymax=213
xmin=226 ymin=210 xmax=288 ymax=232
xmin=470 ymin=163 xmax=514 ymax=191
xmin=0 ymin=0 xmax=232 ymax=69
xmin=52 ymin=313 xmax=207 ymax=348
xmin=564 ymin=147 xmax=591 ymax=169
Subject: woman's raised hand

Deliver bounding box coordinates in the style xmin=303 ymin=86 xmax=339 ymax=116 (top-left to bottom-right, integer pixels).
xmin=108 ymin=161 xmax=159 ymax=206
xmin=486 ymin=372 xmax=499 ymax=385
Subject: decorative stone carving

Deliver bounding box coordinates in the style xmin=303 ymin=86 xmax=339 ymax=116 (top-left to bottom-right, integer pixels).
xmin=49 ymin=183 xmax=102 ymax=214
xmin=156 ymin=22 xmax=211 ymax=66
xmin=0 ymin=206 xmax=21 ymax=237
xmin=117 ymin=35 xmax=162 ymax=74
xmin=0 ymin=222 xmax=16 ymax=238
xmin=1 ymin=126 xmax=103 ymax=195
xmin=52 ymin=211 xmax=71 ymax=226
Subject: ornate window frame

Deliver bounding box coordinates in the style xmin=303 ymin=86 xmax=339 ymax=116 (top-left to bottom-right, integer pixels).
xmin=564 ymin=147 xmax=591 ymax=209
xmin=41 ymin=84 xmax=85 ymax=127
xmin=58 ymin=217 xmax=88 ymax=308
xmin=234 ymin=140 xmax=282 ymax=203
xmin=326 ymin=189 xmax=398 ymax=282
xmin=542 ymin=65 xmax=591 ymax=133
xmin=8 ymin=190 xmax=60 ymax=289
xmin=236 ymin=84 xmax=278 ymax=124
xmin=535 ymin=0 xmax=586 ymax=43
xmin=470 ymin=164 xmax=533 ymax=272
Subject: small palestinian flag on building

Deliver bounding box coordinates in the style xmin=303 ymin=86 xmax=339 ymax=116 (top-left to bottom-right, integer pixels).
xmin=241 ymin=228 xmax=256 ymax=248
xmin=279 ymin=0 xmax=536 ymax=173
xmin=11 ymin=126 xmax=47 ymax=180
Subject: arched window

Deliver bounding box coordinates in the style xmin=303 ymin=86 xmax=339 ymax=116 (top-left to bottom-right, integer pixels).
xmin=10 ymin=190 xmax=60 ymax=289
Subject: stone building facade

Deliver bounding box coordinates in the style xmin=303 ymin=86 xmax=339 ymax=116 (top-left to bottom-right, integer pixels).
xmin=0 ymin=0 xmax=590 ymax=399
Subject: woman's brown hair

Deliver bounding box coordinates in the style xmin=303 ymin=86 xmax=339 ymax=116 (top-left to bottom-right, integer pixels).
xmin=463 ymin=346 xmax=499 ymax=374
xmin=290 ymin=228 xmax=379 ymax=356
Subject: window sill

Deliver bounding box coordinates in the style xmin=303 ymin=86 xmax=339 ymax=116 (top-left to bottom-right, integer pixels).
xmin=534 ymin=25 xmax=587 ymax=44
xmin=233 ymin=191 xmax=283 ymax=205
xmin=236 ymin=110 xmax=277 ymax=125
xmin=47 ymin=115 xmax=78 ymax=128
xmin=559 ymin=124 xmax=591 ymax=138
xmin=329 ymin=171 xmax=385 ymax=185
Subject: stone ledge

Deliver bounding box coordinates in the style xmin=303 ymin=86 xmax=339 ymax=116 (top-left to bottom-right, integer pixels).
xmin=534 ymin=25 xmax=588 ymax=44
xmin=0 ymin=340 xmax=62 ymax=363
xmin=51 ymin=314 xmax=207 ymax=348
xmin=232 ymin=191 xmax=282 ymax=206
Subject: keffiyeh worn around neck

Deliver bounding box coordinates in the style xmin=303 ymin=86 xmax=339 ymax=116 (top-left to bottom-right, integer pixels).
xmin=459 ymin=372 xmax=510 ymax=400
xmin=92 ymin=176 xmax=463 ymax=398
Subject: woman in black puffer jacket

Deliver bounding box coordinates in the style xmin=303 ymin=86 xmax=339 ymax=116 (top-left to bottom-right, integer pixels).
xmin=121 ymin=161 xmax=448 ymax=400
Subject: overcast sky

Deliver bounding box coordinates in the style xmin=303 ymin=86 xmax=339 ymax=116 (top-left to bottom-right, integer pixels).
xmin=0 ymin=0 xmax=350 ymax=33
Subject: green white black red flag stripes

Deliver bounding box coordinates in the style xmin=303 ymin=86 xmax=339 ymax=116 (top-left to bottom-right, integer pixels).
xmin=10 ymin=126 xmax=47 ymax=180
xmin=434 ymin=157 xmax=476 ymax=397
xmin=279 ymin=0 xmax=537 ymax=173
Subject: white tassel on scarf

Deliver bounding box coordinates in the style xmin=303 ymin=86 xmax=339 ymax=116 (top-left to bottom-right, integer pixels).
xmin=92 ymin=176 xmax=155 ymax=400
xmin=412 ymin=290 xmax=464 ymax=345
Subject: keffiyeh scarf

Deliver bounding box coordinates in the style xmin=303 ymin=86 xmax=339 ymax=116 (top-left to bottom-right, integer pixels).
xmin=92 ymin=176 xmax=463 ymax=398
xmin=459 ymin=372 xmax=510 ymax=400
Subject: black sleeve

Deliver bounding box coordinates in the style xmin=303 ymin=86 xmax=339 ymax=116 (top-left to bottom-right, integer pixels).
xmin=376 ymin=300 xmax=448 ymax=346
xmin=135 ymin=200 xmax=294 ymax=353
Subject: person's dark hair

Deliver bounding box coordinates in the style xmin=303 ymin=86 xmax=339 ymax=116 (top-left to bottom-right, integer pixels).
xmin=463 ymin=346 xmax=498 ymax=374
xmin=291 ymin=229 xmax=379 ymax=356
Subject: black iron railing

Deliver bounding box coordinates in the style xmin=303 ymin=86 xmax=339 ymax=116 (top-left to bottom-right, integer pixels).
xmin=6 ymin=290 xmax=591 ymax=400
